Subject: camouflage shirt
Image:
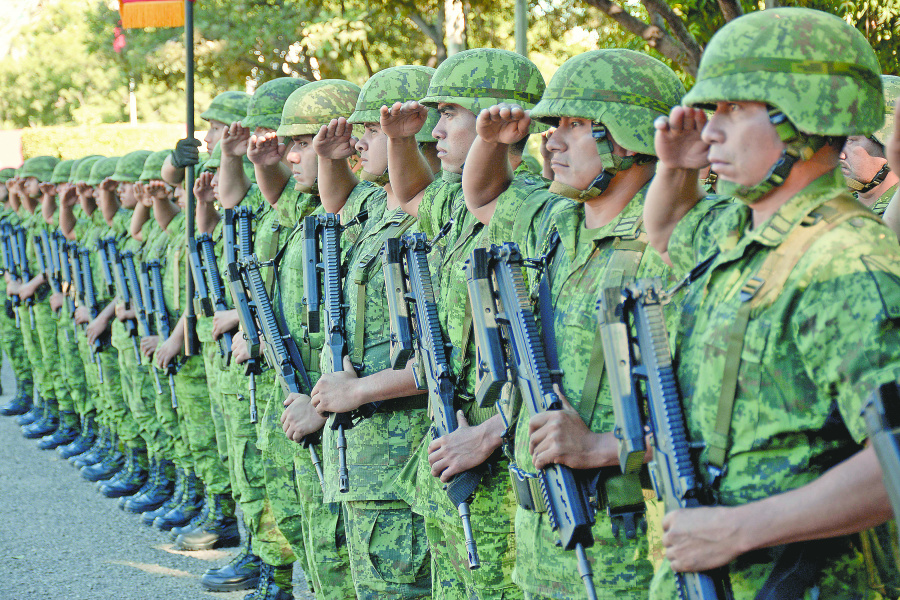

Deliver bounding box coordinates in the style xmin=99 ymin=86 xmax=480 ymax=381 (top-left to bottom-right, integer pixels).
xmin=869 ymin=183 xmax=897 ymax=217
xmin=319 ymin=183 xmax=428 ymax=503
xmin=652 ymin=167 xmax=900 ymax=598
xmin=488 ymin=177 xmax=669 ymax=596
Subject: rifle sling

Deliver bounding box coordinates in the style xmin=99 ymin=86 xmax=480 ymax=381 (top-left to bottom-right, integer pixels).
xmin=707 ymin=194 xmax=881 ymax=479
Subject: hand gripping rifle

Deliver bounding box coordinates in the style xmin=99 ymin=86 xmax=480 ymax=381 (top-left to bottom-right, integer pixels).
xmin=67 ymin=241 xmax=89 ymax=349
xmin=464 ymin=243 xmax=597 ymax=598
xmin=863 ymin=381 xmax=900 ymax=548
xmin=1 ymin=223 xmax=21 ymax=328
xmin=79 ymin=247 xmax=107 ymax=382
xmin=106 ymin=238 xmax=142 ymax=362
xmin=147 ymin=259 xmax=181 ymax=408
xmin=235 ymin=254 xmax=324 ymax=490
xmin=302 ymin=213 xmax=354 ymax=494
xmin=381 ymin=232 xmax=482 ymax=570
xmin=188 ymin=233 xmax=213 ymax=318
xmin=15 ymin=226 xmax=36 ymax=330
xmin=597 ymin=279 xmax=732 ymax=600
xmin=123 ymin=250 xmax=164 ymax=395
xmin=37 ymin=229 xmax=60 ymax=299
xmin=198 ymin=232 xmax=233 ymax=365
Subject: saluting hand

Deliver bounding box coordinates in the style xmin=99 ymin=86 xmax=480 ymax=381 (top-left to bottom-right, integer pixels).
xmin=476 ymin=102 xmax=531 ymax=145
xmin=194 ymin=171 xmax=216 ymax=204
xmin=221 ymin=122 xmax=251 ymax=157
xmin=99 ymin=177 xmax=118 ymax=193
xmin=380 ymin=101 xmax=428 ymax=139
xmin=248 ymin=132 xmax=286 ymax=167
xmin=653 ymin=106 xmax=711 ymax=171
xmin=313 ymin=118 xmax=357 ymax=160
xmin=282 ymin=392 xmax=328 ymax=443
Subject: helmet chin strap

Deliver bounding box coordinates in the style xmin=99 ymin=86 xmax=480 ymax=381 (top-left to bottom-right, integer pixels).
xmin=548 ymin=124 xmax=635 ymax=202
xmin=359 ymin=168 xmax=390 ymax=187
xmin=717 ymin=109 xmax=826 ymax=205
xmin=846 ymin=162 xmax=891 ymax=194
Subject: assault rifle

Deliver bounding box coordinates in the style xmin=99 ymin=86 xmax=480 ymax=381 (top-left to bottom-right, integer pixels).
xmin=863 ymin=381 xmax=900 ymax=547
xmin=37 ymin=229 xmax=60 ymax=298
xmin=80 ymin=248 xmax=106 ymax=382
xmin=15 ymin=226 xmax=36 ymax=329
xmin=197 ymin=233 xmax=233 ymax=365
xmin=597 ymin=279 xmax=732 ymax=600
xmin=122 ymin=250 xmax=163 ymax=395
xmin=302 ymin=213 xmax=353 ymax=494
xmin=464 ymin=243 xmax=597 ymax=598
xmin=106 ymin=238 xmax=142 ymax=361
xmin=234 ymin=254 xmax=323 ymax=488
xmin=66 ymin=241 xmax=87 ymax=348
xmin=188 ymin=234 xmax=213 ymax=317
xmin=147 ymin=259 xmax=181 ymax=408
xmin=381 ymin=232 xmax=482 ymax=570
xmin=97 ymin=238 xmax=115 ymax=296
xmin=1 ymin=223 xmax=21 ymax=328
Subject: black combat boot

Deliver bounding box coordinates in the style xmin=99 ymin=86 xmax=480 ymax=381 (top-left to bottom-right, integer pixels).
xmin=15 ymin=403 xmax=40 ymax=426
xmin=38 ymin=410 xmax=79 ymax=450
xmin=119 ymin=456 xmax=157 ymax=509
xmin=99 ymin=445 xmax=147 ymax=497
xmin=174 ymin=493 xmax=239 ymax=550
xmin=154 ymin=471 xmax=203 ymax=531
xmin=71 ymin=425 xmax=109 ymax=468
xmin=138 ymin=464 xmax=182 ymax=524
xmin=0 ymin=387 xmax=32 ymax=416
xmin=58 ymin=415 xmax=96 ymax=459
xmin=81 ymin=434 xmax=125 ymax=482
xmin=201 ymin=532 xmax=261 ymax=591
xmin=22 ymin=400 xmax=58 ymax=439
xmin=242 ymin=562 xmax=293 ymax=600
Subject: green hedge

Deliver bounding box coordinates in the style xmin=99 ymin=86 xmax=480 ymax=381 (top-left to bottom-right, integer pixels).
xmin=20 ymin=123 xmax=200 ymax=160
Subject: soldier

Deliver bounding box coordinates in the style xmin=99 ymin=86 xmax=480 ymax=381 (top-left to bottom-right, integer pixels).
xmin=310 ymin=65 xmax=438 ymax=599
xmin=379 ymin=48 xmax=545 ymax=599
xmin=644 ymin=8 xmax=900 ymax=598
xmin=461 ymin=48 xmax=684 ymax=598
xmin=841 ymin=75 xmax=900 ymax=216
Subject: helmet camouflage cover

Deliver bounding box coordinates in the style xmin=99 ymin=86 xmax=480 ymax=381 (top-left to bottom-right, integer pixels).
xmin=420 ymin=48 xmax=545 ymax=116
xmin=276 ymin=79 xmax=361 ymax=138
xmin=349 ymin=65 xmax=439 ymax=142
xmin=874 ymin=75 xmax=900 ymax=146
xmin=243 ymin=77 xmax=310 ymax=131
xmin=0 ymin=167 xmax=15 ymax=183
xmin=50 ymin=159 xmax=76 ymax=184
xmin=20 ymin=155 xmax=60 ymax=182
xmin=201 ymin=90 xmax=252 ymax=125
xmin=111 ymin=150 xmax=153 ymax=183
xmin=682 ymin=7 xmax=883 ymax=137
xmin=139 ymin=150 xmax=170 ymax=182
xmin=74 ymin=156 xmax=104 ymax=184
xmin=87 ymin=157 xmax=121 ymax=186
xmin=531 ymin=48 xmax=684 ymax=156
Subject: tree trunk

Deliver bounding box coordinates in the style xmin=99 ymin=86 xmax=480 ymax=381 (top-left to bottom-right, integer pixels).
xmin=445 ymin=0 xmax=466 ymax=56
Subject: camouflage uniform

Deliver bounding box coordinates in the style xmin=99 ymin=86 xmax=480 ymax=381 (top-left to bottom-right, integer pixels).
xmin=650 ymin=9 xmax=900 ymax=599
xmin=0 ymin=198 xmax=30 ymax=391
xmin=16 ymin=205 xmax=47 ymax=414
xmin=863 ymin=76 xmax=900 ymax=218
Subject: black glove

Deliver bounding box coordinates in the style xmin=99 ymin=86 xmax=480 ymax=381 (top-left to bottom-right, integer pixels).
xmin=171 ymin=137 xmax=201 ymax=169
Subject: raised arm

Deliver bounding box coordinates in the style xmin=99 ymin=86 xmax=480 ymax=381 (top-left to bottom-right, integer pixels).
xmin=218 ymin=122 xmax=253 ymax=208
xmin=462 ymin=103 xmax=530 ymax=225
xmin=644 ymin=106 xmax=710 ymax=264
xmin=248 ymin=132 xmax=290 ymax=206
xmin=382 ymin=101 xmax=434 ymax=218
xmin=313 ymin=118 xmax=359 ymax=214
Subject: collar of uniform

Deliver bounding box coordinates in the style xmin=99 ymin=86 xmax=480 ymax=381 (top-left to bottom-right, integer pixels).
xmin=441 ymin=169 xmax=462 ymax=184
xmin=745 ymin=166 xmax=846 ymax=249
xmin=552 ymin=180 xmax=648 ymax=262
xmin=90 ymin=207 xmax=105 ymax=228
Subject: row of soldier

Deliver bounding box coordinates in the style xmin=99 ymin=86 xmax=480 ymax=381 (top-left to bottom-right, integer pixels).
xmin=3 ymin=6 xmax=900 ymax=600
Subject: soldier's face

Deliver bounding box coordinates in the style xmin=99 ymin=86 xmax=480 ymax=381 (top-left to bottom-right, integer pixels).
xmin=23 ymin=177 xmax=40 ymax=199
xmin=544 ymin=117 xmax=609 ymax=190
xmin=702 ymin=101 xmax=785 ymax=187
xmin=119 ymin=182 xmax=137 ymax=209
xmin=840 ymin=136 xmax=886 ymax=183
xmin=287 ymin=135 xmax=318 ymax=190
xmin=355 ymin=123 xmax=388 ymax=176
xmin=433 ymin=103 xmax=477 ymax=174
xmin=204 ymin=120 xmax=228 ymax=154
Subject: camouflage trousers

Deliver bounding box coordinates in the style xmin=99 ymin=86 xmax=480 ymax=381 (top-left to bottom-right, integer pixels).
xmin=112 ymin=322 xmax=156 ymax=463
xmin=19 ymin=304 xmax=45 ymax=408
xmin=343 ymin=500 xmax=431 ymax=599
xmin=861 ymin=521 xmax=900 ymax=600
xmin=171 ymin=354 xmax=226 ymax=490
xmin=199 ymin=341 xmax=231 ymax=496
xmin=32 ymin=303 xmax=66 ymax=408
xmin=425 ymin=515 xmax=522 ymax=600
xmin=0 ymin=297 xmax=31 ymax=386
xmin=55 ymin=307 xmax=88 ymax=417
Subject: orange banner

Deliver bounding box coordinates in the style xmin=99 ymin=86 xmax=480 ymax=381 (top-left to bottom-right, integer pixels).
xmin=119 ymin=0 xmax=189 ymax=29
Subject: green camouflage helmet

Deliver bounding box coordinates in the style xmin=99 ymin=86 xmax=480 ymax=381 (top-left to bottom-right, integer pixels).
xmin=243 ymin=77 xmax=310 ymax=131
xmin=20 ymin=155 xmax=60 ymax=182
xmin=87 ymin=156 xmax=121 ymax=186
xmin=349 ymin=65 xmax=440 ymax=143
xmin=531 ymin=49 xmax=684 ymax=156
xmin=50 ymin=159 xmax=76 ymax=184
xmin=874 ymin=75 xmax=900 ymax=146
xmin=139 ymin=150 xmax=171 ymax=182
xmin=74 ymin=156 xmax=104 ymax=184
xmin=201 ymin=90 xmax=252 ymax=125
xmin=682 ymin=7 xmax=883 ymax=137
xmin=275 ymin=79 xmax=361 ymax=137
xmin=420 ymin=48 xmax=545 ymax=115
xmin=0 ymin=168 xmax=15 ymax=183
xmin=111 ymin=150 xmax=153 ymax=183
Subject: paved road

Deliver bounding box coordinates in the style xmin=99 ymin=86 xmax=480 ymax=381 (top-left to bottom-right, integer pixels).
xmin=0 ymin=358 xmax=314 ymax=600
